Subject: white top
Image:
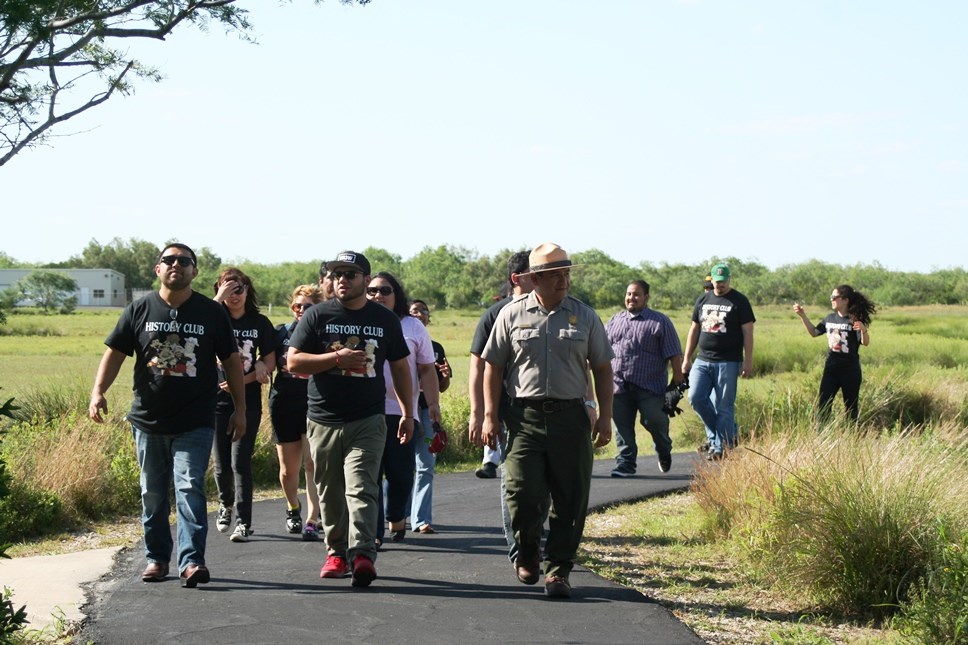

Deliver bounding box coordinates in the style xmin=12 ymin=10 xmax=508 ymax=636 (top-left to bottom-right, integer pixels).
xmin=383 ymin=315 xmax=435 ymax=416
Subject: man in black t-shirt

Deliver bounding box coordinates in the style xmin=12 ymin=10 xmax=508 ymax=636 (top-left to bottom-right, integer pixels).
xmin=89 ymin=243 xmax=246 ymax=589
xmin=288 ymin=251 xmax=413 ymax=588
xmin=681 ymin=263 xmax=756 ymax=460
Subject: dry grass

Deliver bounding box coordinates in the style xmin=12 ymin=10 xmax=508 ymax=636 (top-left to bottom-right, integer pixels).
xmin=581 ymin=493 xmax=902 ymax=644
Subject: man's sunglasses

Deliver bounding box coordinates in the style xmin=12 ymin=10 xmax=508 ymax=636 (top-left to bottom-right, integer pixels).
xmin=159 ymin=255 xmax=195 ymax=267
xmin=366 ymin=286 xmax=393 ymax=296
xmin=331 ymin=270 xmax=360 ymax=281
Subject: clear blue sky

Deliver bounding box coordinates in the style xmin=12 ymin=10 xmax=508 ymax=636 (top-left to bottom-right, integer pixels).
xmin=2 ymin=1 xmax=965 ymax=273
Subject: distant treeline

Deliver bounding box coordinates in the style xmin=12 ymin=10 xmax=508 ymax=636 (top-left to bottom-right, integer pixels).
xmin=3 ymin=239 xmax=966 ymax=311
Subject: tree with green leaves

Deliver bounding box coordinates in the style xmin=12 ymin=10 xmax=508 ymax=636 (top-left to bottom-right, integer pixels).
xmin=0 ymin=0 xmax=369 ymax=167
xmin=13 ymin=270 xmax=77 ymax=313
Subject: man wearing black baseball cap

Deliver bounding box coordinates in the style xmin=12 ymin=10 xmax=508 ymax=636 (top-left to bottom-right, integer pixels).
xmin=288 ymin=250 xmax=415 ymax=587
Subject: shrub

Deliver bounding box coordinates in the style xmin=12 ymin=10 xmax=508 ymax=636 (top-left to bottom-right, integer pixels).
xmin=0 ymin=482 xmax=62 ymax=543
xmin=895 ymin=526 xmax=968 ymax=645
xmin=693 ymin=432 xmax=968 ymax=617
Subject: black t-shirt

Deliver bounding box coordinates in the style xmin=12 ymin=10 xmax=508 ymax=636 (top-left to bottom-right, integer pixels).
xmin=288 ymin=299 xmax=410 ymax=424
xmin=816 ymin=312 xmax=862 ymax=364
xmin=418 ymin=339 xmax=447 ymax=410
xmin=215 ymin=310 xmax=276 ymax=413
xmin=470 ymin=295 xmax=519 ymax=418
xmin=104 ymin=291 xmax=238 ymax=435
xmin=268 ymin=321 xmax=311 ymax=411
xmin=691 ymin=289 xmax=756 ymax=363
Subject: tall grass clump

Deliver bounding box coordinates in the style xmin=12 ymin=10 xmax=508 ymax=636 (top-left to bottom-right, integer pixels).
xmin=692 ymin=431 xmax=968 ymax=617
xmin=1 ymin=412 xmax=140 ymax=526
xmin=895 ymin=524 xmax=968 ymax=644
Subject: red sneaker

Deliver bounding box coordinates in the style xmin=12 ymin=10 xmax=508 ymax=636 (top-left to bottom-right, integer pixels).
xmin=319 ymin=555 xmax=350 ymax=578
xmin=351 ymin=554 xmax=377 ymax=587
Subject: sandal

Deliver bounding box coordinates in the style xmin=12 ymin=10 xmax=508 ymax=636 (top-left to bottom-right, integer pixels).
xmin=415 ymin=524 xmax=436 ymax=534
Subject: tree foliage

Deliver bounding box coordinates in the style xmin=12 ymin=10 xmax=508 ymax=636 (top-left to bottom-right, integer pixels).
xmin=14 ymin=269 xmax=77 ymax=312
xmin=0 ymin=0 xmax=369 ymax=166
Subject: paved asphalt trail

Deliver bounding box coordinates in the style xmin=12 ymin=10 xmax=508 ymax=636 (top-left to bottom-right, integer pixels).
xmin=78 ymin=456 xmax=704 ymax=644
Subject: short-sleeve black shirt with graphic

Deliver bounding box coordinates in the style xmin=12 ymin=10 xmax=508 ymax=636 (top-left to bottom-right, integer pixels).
xmin=215 ymin=310 xmax=276 ymax=413
xmin=691 ymin=289 xmax=756 ymax=363
xmin=815 ymin=312 xmax=861 ymax=365
xmin=104 ymin=291 xmax=238 ymax=435
xmin=288 ymin=299 xmax=410 ymax=424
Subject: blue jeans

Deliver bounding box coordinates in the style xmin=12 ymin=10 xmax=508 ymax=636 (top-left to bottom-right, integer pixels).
xmin=409 ymin=408 xmax=435 ymax=530
xmin=612 ymin=384 xmax=672 ymax=470
xmin=133 ymin=425 xmax=214 ymax=574
xmin=688 ymin=359 xmax=741 ymax=454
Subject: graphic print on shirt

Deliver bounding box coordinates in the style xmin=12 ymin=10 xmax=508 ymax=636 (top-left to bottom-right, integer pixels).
xmin=147 ymin=334 xmax=199 ymax=377
xmin=826 ymin=322 xmax=853 ymax=354
xmin=327 ymin=335 xmax=378 ymax=377
xmin=700 ymin=304 xmax=731 ymax=334
xmin=238 ymin=338 xmax=255 ymax=372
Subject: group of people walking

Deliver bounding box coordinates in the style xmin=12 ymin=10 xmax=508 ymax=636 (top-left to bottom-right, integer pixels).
xmin=87 ymin=240 xmax=875 ymax=598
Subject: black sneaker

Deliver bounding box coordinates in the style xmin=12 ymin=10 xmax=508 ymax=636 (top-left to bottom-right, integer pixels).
xmin=475 ymin=462 xmax=498 ymax=479
xmin=610 ymin=464 xmax=636 ymax=478
xmin=657 ymin=452 xmax=672 ymax=473
xmin=706 ymin=451 xmax=724 ymax=462
xmin=697 ymin=442 xmax=710 ymax=454
xmin=285 ymin=506 xmax=302 ymax=534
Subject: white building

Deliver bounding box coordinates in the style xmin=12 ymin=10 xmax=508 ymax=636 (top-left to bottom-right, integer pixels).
xmin=0 ymin=269 xmax=127 ymax=307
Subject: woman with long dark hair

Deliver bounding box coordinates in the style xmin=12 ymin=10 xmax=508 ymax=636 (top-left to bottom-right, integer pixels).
xmin=794 ymin=284 xmax=876 ymax=422
xmin=212 ymin=268 xmax=276 ymax=542
xmin=365 ymin=272 xmax=440 ymax=546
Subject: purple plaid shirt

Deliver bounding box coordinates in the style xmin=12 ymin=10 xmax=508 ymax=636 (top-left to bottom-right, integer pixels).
xmin=605 ymin=307 xmax=682 ymax=397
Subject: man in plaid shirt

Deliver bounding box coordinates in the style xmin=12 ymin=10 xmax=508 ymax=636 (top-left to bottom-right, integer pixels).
xmin=605 ymin=280 xmax=685 ymax=477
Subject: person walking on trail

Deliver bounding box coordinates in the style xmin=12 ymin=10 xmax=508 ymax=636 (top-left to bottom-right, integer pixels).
xmin=287 ymin=251 xmax=414 ymax=588
xmin=481 ymin=242 xmax=613 ymax=600
xmin=211 ymin=268 xmax=276 ymax=544
xmin=365 ymin=272 xmax=441 ymax=547
xmin=89 ymin=243 xmax=246 ymax=589
xmin=681 ymin=263 xmax=755 ymax=461
xmin=269 ymin=283 xmax=325 ymax=541
xmin=468 ymin=250 xmax=546 ymax=565
xmin=408 ymin=298 xmax=451 ymax=535
xmin=793 ymin=284 xmax=875 ymax=423
xmin=605 ymin=279 xmax=684 ymax=478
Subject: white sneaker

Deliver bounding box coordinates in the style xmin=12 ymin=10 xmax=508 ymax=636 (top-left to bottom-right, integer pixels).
xmin=229 ymin=522 xmax=251 ymax=543
xmin=216 ymin=505 xmax=232 ymax=533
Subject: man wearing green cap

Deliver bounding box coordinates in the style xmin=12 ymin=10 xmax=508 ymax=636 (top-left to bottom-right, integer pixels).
xmin=681 ymin=263 xmax=755 ymax=460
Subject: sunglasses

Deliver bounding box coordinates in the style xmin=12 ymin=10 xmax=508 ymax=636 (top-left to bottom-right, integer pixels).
xmin=159 ymin=255 xmax=195 ymax=267
xmin=410 ymin=309 xmax=429 ymax=316
xmin=331 ymin=270 xmax=360 ymax=281
xmin=292 ymin=303 xmax=313 ymax=311
xmin=231 ymin=284 xmax=247 ymax=295
xmin=366 ymin=286 xmax=394 ymax=296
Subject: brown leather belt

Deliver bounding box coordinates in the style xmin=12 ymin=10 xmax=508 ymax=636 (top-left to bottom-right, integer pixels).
xmin=511 ymin=398 xmax=583 ymax=414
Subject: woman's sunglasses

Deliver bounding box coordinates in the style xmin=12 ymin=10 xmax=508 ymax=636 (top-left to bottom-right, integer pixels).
xmin=366 ymin=286 xmax=393 ymax=297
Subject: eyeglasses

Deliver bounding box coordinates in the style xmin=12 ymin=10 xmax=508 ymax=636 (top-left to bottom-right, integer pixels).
xmin=331 ymin=270 xmax=360 ymax=281
xmin=293 ymin=303 xmax=313 ymax=311
xmin=159 ymin=255 xmax=195 ymax=267
xmin=231 ymin=284 xmax=247 ymax=295
xmin=366 ymin=286 xmax=394 ymax=297
xmin=410 ymin=309 xmax=429 ymax=316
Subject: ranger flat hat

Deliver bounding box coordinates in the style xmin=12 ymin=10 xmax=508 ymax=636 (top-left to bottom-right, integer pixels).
xmin=528 ymin=242 xmax=581 ymax=273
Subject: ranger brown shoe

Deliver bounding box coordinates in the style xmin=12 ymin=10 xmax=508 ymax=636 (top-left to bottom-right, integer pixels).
xmin=515 ymin=558 xmax=540 ymax=585
xmin=544 ymin=573 xmax=572 ymax=599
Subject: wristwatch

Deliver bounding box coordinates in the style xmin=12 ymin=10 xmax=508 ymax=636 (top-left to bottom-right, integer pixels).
xmin=584 ymin=400 xmax=598 ymax=410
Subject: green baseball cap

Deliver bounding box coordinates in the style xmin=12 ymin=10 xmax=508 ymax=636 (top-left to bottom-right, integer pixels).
xmin=710 ymin=263 xmax=731 ymax=282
